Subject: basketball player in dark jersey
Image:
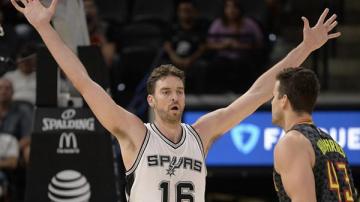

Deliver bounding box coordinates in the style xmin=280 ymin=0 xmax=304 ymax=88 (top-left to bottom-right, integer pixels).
xmin=272 ymin=68 xmax=358 ymax=202
xmin=11 ymin=0 xmax=343 ymax=201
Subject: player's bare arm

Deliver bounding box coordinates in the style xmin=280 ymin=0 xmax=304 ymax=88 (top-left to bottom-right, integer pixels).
xmin=10 ymin=0 xmax=146 ymax=170
xmin=192 ymin=8 xmax=341 ymax=153
xmin=274 ymin=130 xmax=316 ymax=202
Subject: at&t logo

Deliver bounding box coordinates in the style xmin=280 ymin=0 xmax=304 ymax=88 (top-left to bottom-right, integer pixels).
xmin=48 ymin=170 xmax=91 ymax=202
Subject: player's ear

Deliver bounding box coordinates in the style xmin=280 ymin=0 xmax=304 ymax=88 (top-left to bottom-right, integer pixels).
xmin=147 ymin=94 xmax=154 ymax=107
xmin=281 ymin=94 xmax=288 ymax=109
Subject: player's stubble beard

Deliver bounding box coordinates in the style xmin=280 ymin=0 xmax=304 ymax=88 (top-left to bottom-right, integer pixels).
xmin=156 ymin=106 xmax=183 ymax=124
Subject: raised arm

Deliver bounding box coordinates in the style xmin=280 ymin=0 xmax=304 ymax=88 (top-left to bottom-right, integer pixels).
xmin=11 ymin=0 xmax=146 ymax=168
xmin=193 ymin=8 xmax=341 ymax=152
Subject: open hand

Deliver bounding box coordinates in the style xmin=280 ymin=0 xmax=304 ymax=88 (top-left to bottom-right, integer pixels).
xmin=302 ymin=8 xmax=341 ymax=51
xmin=11 ymin=0 xmax=58 ymax=29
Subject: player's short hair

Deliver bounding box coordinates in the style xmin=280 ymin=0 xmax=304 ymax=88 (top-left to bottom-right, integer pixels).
xmin=276 ymin=67 xmax=320 ymax=114
xmin=147 ymin=64 xmax=185 ymax=95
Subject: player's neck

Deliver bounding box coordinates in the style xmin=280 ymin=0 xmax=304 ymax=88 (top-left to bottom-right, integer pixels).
xmin=154 ymin=119 xmax=182 ymax=143
xmin=284 ymin=112 xmax=312 ymax=132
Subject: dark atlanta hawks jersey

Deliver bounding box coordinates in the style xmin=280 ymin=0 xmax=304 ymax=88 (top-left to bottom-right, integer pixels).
xmin=125 ymin=123 xmax=207 ymax=202
xmin=273 ymin=123 xmax=357 ymax=202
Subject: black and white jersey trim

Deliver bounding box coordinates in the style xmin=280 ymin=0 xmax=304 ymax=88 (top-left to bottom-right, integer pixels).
xmin=150 ymin=123 xmax=186 ymax=149
xmin=125 ymin=128 xmax=150 ymax=176
xmin=185 ymin=124 xmax=206 ymax=159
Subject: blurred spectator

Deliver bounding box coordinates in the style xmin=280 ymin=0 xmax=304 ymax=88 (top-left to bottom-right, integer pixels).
xmin=0 ymin=78 xmax=31 ymax=201
xmin=3 ymin=43 xmax=38 ymax=105
xmin=163 ymin=0 xmax=208 ymax=93
xmin=84 ymin=0 xmax=117 ymax=67
xmin=84 ymin=0 xmax=122 ymax=105
xmin=206 ymin=0 xmax=264 ymax=93
xmin=0 ymin=78 xmax=32 ymax=141
xmin=85 ymin=0 xmax=104 ymax=44
xmin=2 ymin=44 xmax=36 ymax=163
xmin=0 ymin=16 xmax=3 ymax=37
xmin=164 ymin=0 xmax=206 ymax=68
xmin=208 ymin=0 xmax=264 ymax=56
xmin=0 ymin=132 xmax=19 ymax=201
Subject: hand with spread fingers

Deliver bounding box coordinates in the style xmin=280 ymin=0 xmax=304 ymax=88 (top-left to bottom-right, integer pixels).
xmin=302 ymin=8 xmax=341 ymax=52
xmin=11 ymin=0 xmax=58 ymax=29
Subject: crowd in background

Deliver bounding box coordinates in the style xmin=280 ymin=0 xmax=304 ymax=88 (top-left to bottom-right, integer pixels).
xmin=0 ymin=0 xmax=338 ymax=201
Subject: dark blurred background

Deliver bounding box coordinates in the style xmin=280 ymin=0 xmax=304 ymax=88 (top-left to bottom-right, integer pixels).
xmin=0 ymin=0 xmax=359 ymax=201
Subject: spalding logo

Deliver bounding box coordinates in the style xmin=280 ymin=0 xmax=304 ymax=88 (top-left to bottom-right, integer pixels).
xmin=42 ymin=108 xmax=95 ymax=131
xmin=48 ymin=170 xmax=91 ymax=202
xmin=61 ymin=109 xmax=76 ymax=120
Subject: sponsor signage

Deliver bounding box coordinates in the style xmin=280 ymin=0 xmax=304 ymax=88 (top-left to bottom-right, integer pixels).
xmin=48 ymin=170 xmax=91 ymax=202
xmin=25 ymin=108 xmax=119 ymax=202
xmin=33 ymin=108 xmax=102 ymax=134
xmin=57 ymin=132 xmax=80 ymax=154
xmin=184 ymin=111 xmax=360 ymax=166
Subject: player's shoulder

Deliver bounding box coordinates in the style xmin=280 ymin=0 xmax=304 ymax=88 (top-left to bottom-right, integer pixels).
xmin=274 ymin=130 xmax=314 ymax=171
xmin=275 ymin=130 xmax=311 ymax=159
xmin=277 ymin=130 xmax=306 ymax=147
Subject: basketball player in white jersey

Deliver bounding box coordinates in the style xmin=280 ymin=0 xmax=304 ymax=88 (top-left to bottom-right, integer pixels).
xmin=11 ymin=0 xmax=340 ymax=201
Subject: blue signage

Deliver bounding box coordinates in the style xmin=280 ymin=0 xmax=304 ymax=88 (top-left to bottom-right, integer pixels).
xmin=183 ymin=111 xmax=360 ymax=166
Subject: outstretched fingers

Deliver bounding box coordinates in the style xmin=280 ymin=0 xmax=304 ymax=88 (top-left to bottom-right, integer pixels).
xmin=49 ymin=0 xmax=58 ymax=13
xmin=20 ymin=0 xmax=28 ymax=6
xmin=11 ymin=0 xmax=24 ymax=12
xmin=327 ymin=20 xmax=338 ymax=32
xmin=324 ymin=12 xmax=340 ymax=38
xmin=328 ymin=32 xmax=341 ymax=39
xmin=324 ymin=14 xmax=337 ymax=27
xmin=317 ymin=8 xmax=329 ymax=25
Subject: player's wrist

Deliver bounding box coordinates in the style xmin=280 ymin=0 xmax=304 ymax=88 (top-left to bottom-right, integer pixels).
xmin=34 ymin=22 xmax=53 ymax=34
xmin=298 ymin=41 xmax=315 ymax=54
xmin=299 ymin=41 xmax=311 ymax=50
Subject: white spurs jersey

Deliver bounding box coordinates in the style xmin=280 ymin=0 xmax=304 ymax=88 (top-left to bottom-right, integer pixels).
xmin=125 ymin=123 xmax=207 ymax=202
